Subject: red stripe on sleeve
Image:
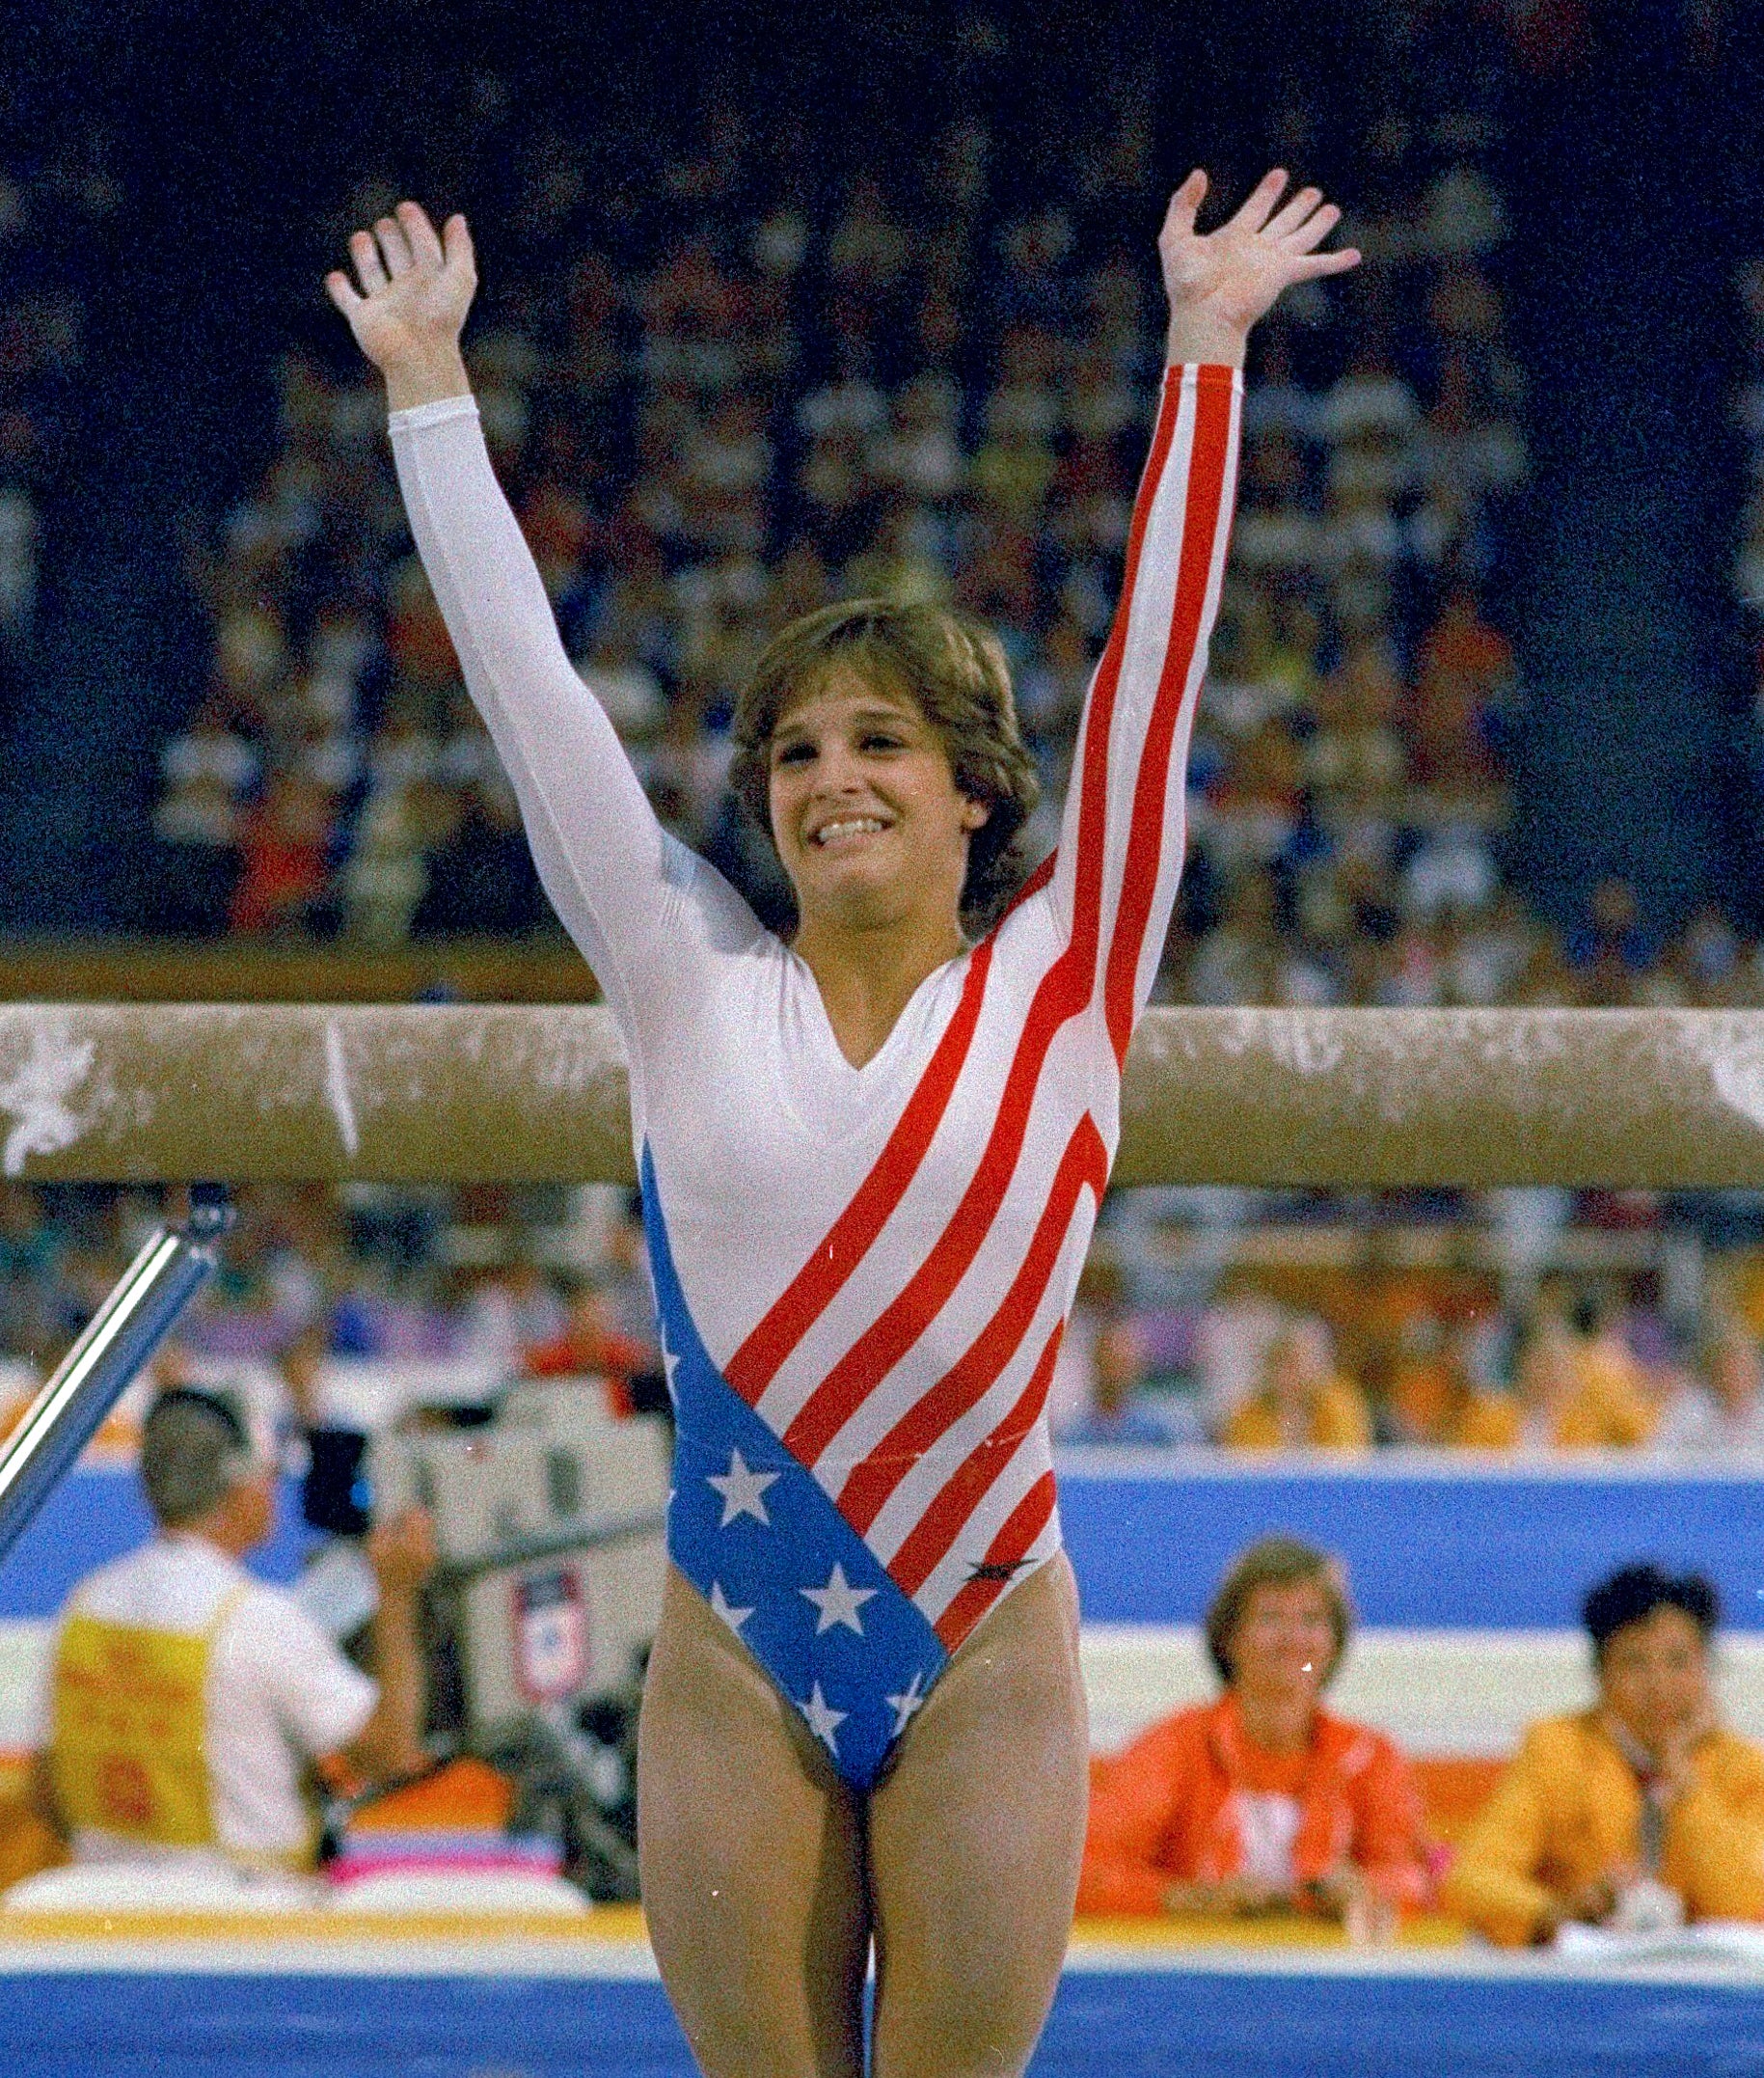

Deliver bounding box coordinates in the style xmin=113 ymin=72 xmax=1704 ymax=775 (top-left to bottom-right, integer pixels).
xmin=1101 ymin=368 xmax=1237 ymax=1064
xmin=1062 ymin=373 xmax=1185 ymax=972
xmin=887 ymin=1319 xmax=1064 ymax=1599
xmin=933 ymin=1471 xmax=1059 ymax=1652
xmin=835 ymin=1114 xmax=1107 ymax=1535
xmin=722 ymin=938 xmax=994 ymax=1407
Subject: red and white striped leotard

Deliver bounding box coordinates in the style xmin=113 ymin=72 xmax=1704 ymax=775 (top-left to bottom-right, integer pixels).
xmin=391 ymin=363 xmax=1241 ymax=1787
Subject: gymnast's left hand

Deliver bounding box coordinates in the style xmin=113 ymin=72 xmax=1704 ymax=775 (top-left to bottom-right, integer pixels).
xmin=1160 ymin=168 xmax=1359 ymax=367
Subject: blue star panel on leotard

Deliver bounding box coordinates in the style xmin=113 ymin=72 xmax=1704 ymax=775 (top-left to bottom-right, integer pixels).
xmin=642 ymin=1146 xmax=946 ymax=1791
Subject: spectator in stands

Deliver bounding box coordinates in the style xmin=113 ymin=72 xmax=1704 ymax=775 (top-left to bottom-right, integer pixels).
xmin=1446 ymin=1564 xmax=1764 ymax=1944
xmin=31 ymin=1386 xmax=435 ymax=1877
xmin=1385 ymin=1315 xmax=1520 ymax=1448
xmin=228 ymin=770 xmax=336 ymax=937
xmin=1514 ymin=1293 xmax=1656 ymax=1448
xmin=523 ymin=1272 xmax=665 ymax=1420
xmin=1221 ymin=1317 xmax=1373 ymax=1449
xmin=1653 ymin=1319 xmax=1764 ymax=1455
xmin=1078 ymin=1536 xmax=1432 ymax=1933
xmin=1048 ymin=1247 xmax=1160 ymax=1442
xmin=1056 ymin=1329 xmax=1171 ymax=1448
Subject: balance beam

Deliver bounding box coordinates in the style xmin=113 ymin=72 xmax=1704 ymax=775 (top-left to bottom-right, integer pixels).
xmin=0 ymin=1003 xmax=1760 ymax=1187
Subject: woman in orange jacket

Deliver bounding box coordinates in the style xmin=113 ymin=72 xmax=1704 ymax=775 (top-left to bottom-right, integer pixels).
xmin=1445 ymin=1564 xmax=1764 ymax=1945
xmin=1078 ymin=1537 xmax=1434 ymax=1932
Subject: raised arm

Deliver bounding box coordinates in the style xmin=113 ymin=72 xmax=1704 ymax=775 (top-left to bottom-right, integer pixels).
xmin=327 ymin=205 xmax=756 ymax=1047
xmin=1045 ymin=170 xmax=1357 ymax=1063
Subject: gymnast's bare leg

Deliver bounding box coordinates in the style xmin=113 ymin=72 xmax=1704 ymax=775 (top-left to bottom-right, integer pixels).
xmin=638 ymin=1556 xmax=1087 ymax=2078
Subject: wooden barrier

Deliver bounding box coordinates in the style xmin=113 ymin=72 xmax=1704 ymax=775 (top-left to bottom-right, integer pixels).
xmin=0 ymin=1003 xmax=1761 ymax=1186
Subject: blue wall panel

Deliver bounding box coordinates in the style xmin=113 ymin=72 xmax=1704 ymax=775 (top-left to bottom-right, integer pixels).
xmin=1058 ymin=1463 xmax=1764 ymax=1629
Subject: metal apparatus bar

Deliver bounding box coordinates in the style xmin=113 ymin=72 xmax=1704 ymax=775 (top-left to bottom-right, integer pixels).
xmin=0 ymin=1185 xmax=235 ymax=1564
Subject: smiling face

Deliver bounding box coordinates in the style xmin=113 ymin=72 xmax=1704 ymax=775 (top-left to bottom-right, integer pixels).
xmin=1227 ymin=1578 xmax=1339 ymax=1712
xmin=767 ymin=666 xmax=989 ymax=940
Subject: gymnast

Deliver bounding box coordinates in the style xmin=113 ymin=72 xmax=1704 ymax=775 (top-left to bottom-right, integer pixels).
xmin=329 ymin=167 xmax=1356 ymax=2078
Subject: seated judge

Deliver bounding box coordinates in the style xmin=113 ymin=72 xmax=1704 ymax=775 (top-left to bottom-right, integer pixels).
xmin=1445 ymin=1563 xmax=1764 ymax=1945
xmin=1078 ymin=1536 xmax=1433 ymax=1934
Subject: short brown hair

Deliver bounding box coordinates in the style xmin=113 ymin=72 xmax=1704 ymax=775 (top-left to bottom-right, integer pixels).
xmin=728 ymin=598 xmax=1041 ymax=929
xmin=1205 ymin=1535 xmax=1353 ymax=1686
xmin=141 ymin=1387 xmax=254 ymax=1528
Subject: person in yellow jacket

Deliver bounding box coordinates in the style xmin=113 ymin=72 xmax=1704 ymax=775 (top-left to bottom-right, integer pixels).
xmin=1514 ymin=1307 xmax=1656 ymax=1450
xmin=1445 ymin=1564 xmax=1764 ymax=1945
xmin=31 ymin=1386 xmax=435 ymax=1876
xmin=1221 ymin=1317 xmax=1373 ymax=1451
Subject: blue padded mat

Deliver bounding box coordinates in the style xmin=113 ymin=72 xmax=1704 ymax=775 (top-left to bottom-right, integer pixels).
xmin=3 ymin=1967 xmax=1764 ymax=2077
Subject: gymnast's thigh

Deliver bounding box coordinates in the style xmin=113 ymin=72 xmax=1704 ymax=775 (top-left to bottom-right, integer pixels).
xmin=866 ymin=1552 xmax=1090 ymax=2078
xmin=637 ymin=1563 xmax=871 ymax=2078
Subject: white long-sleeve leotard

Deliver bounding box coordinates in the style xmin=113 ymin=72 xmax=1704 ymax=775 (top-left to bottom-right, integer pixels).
xmin=391 ymin=365 xmax=1240 ymax=1786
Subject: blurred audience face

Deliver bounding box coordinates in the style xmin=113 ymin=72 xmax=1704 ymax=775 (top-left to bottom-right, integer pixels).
xmin=1266 ymin=1318 xmax=1333 ymax=1435
xmin=1227 ymin=1578 xmax=1337 ymax=1714
xmin=1598 ymin=1606 xmax=1712 ymax=1760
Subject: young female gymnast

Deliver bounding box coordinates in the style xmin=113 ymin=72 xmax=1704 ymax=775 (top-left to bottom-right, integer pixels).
xmin=329 ymin=166 xmax=1356 ymax=2078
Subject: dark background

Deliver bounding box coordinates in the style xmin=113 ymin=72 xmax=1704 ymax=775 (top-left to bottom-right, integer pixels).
xmin=1 ymin=0 xmax=1759 ymax=940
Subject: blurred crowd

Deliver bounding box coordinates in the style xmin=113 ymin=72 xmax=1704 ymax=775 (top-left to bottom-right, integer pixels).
xmin=7 ymin=1179 xmax=1764 ymax=1463
xmin=0 ymin=136 xmax=117 ymax=741
xmin=143 ymin=60 xmax=1539 ymax=996
xmin=129 ymin=64 xmax=1764 ymax=1009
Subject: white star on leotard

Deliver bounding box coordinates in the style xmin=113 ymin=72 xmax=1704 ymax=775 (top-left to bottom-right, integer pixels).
xmin=707 ymin=1447 xmax=779 ymax=1527
xmin=800 ymin=1562 xmax=878 ymax=1635
xmin=884 ymin=1671 xmax=927 ymax=1737
xmin=708 ymin=1580 xmax=753 ymax=1632
xmin=800 ymin=1682 xmax=846 ymax=1755
xmin=660 ymin=1326 xmax=681 ymax=1400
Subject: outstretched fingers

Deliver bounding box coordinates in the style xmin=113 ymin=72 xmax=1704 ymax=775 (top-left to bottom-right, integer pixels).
xmin=1229 ymin=167 xmax=1290 ymax=235
xmin=1283 ymin=201 xmax=1345 ymax=254
xmin=442 ymin=212 xmax=476 ymax=281
xmin=397 ymin=199 xmax=446 ymax=269
xmin=1162 ymin=168 xmax=1209 ymax=237
xmin=1264 ymin=185 xmax=1324 ymax=242
xmin=373 ymin=215 xmax=417 ymax=278
xmin=348 ymin=228 xmax=389 ymax=298
xmin=1289 ymin=244 xmax=1362 ymax=279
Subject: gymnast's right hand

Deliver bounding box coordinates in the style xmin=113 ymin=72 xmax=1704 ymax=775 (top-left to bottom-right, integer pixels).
xmin=325 ymin=200 xmax=477 ymax=411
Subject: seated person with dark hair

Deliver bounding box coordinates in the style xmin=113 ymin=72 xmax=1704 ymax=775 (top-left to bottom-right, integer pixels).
xmin=32 ymin=1386 xmax=435 ymax=1876
xmin=1078 ymin=1536 xmax=1433 ymax=1935
xmin=1446 ymin=1563 xmax=1764 ymax=1944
